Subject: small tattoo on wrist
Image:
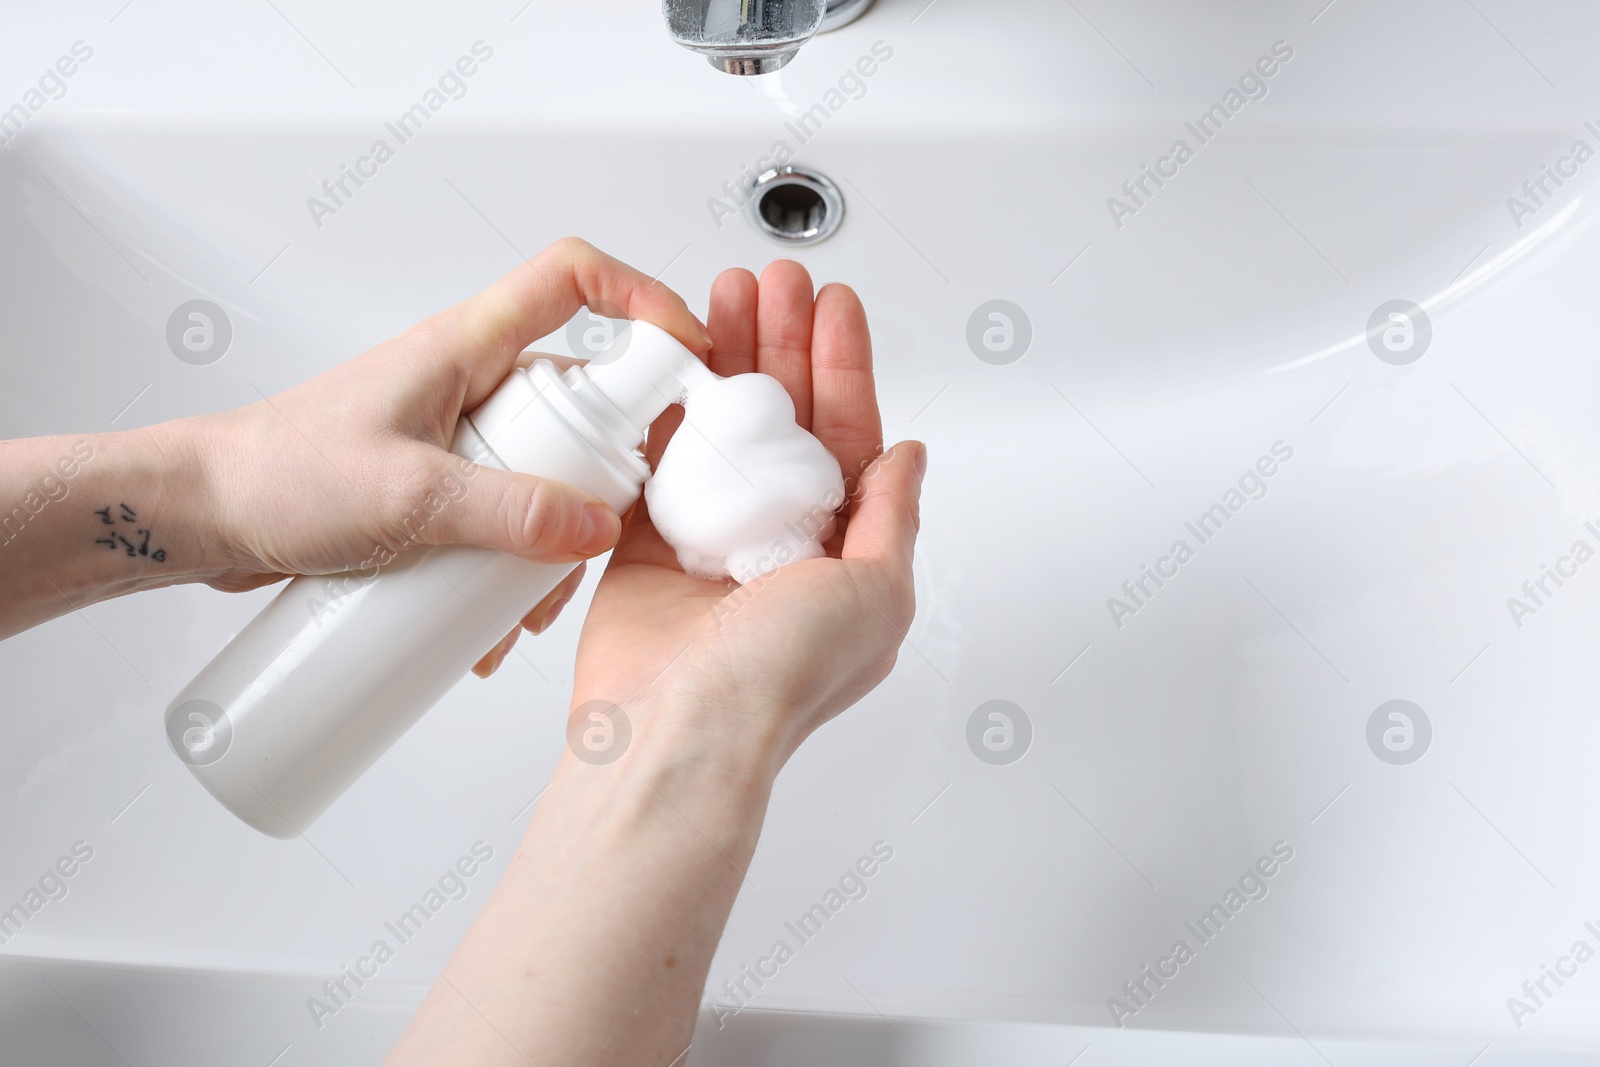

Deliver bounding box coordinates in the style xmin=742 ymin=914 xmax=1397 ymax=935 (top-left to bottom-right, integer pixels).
xmin=93 ymin=502 xmax=166 ymax=562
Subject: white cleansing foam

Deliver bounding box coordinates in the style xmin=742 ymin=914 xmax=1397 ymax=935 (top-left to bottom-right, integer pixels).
xmin=646 ymin=372 xmax=845 ymax=583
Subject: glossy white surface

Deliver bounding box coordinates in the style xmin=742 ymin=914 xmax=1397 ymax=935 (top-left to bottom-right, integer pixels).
xmin=7 ymin=955 xmax=1598 ymax=1067
xmin=4 ymin=0 xmax=1600 ymax=1062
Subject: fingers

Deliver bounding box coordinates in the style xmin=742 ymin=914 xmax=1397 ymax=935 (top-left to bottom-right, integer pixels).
xmin=473 ymin=563 xmax=588 ymax=678
xmin=514 ymin=350 xmax=583 ymax=373
xmin=641 ymin=402 xmax=684 ymax=472
xmin=420 ymin=458 xmax=621 ymax=562
xmin=707 ymin=268 xmax=759 ymax=377
xmin=205 ymin=571 xmax=292 ymax=594
xmin=471 ymin=628 xmax=521 ymax=678
xmin=755 ymin=260 xmax=816 ymax=428
xmin=432 ymin=238 xmax=712 ymax=411
xmin=807 ymin=283 xmax=883 ymax=499
xmin=606 ymin=494 xmax=684 ymax=569
xmin=521 ymin=561 xmax=587 ymax=634
xmin=841 ymin=442 xmax=925 ymax=596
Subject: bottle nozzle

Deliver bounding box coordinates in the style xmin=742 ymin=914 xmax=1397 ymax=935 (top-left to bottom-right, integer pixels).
xmin=585 ymin=322 xmax=716 ymax=430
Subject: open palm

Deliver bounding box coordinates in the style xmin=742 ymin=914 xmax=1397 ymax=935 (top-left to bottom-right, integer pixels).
xmin=570 ymin=261 xmax=923 ymax=765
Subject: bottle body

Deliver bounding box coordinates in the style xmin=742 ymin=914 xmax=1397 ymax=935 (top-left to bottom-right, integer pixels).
xmin=167 ymin=357 xmax=661 ymax=837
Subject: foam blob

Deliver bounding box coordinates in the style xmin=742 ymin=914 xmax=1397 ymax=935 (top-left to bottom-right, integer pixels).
xmin=645 ymin=373 xmax=845 ymax=583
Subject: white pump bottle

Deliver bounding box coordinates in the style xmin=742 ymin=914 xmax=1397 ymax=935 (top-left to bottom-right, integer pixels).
xmin=165 ymin=322 xmax=711 ymax=837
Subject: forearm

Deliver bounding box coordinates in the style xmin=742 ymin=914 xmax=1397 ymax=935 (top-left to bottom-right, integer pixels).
xmin=0 ymin=422 xmax=219 ymax=638
xmin=386 ymin=696 xmax=780 ymax=1067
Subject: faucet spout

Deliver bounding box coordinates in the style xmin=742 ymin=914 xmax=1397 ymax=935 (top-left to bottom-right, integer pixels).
xmin=662 ymin=0 xmax=825 ymax=75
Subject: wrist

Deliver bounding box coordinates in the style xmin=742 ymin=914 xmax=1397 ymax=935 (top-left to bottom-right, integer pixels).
xmin=554 ymin=687 xmax=786 ymax=829
xmin=139 ymin=413 xmax=235 ymax=585
xmin=0 ymin=421 xmax=229 ymax=636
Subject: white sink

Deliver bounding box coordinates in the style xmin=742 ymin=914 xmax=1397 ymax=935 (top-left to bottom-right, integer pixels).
xmin=4 ymin=0 xmax=1600 ymax=1062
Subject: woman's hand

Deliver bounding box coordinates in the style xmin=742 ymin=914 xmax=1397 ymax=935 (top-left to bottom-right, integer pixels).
xmin=191 ymin=238 xmax=710 ymax=583
xmin=569 ymin=259 xmax=925 ymax=781
xmin=181 ymin=239 xmax=713 ymax=668
xmin=386 ymin=261 xmax=923 ymax=1067
xmin=0 ymin=238 xmax=712 ymax=645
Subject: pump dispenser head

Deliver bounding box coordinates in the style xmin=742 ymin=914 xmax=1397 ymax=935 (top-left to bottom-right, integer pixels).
xmin=586 ymin=322 xmax=716 ymax=429
xmin=463 ymin=320 xmax=713 ymax=487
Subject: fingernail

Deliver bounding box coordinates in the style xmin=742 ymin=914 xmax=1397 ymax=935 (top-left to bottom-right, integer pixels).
xmin=912 ymin=442 xmax=928 ymax=483
xmin=577 ymin=504 xmax=620 ymax=554
xmin=535 ymin=595 xmax=572 ymax=635
xmin=474 ymin=637 xmax=512 ymax=678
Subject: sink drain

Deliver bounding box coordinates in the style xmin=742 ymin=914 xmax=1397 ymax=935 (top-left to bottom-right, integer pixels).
xmin=747 ymin=166 xmax=844 ymax=247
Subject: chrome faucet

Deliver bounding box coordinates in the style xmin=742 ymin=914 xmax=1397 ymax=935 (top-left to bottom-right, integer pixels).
xmin=664 ymin=0 xmax=876 ymax=75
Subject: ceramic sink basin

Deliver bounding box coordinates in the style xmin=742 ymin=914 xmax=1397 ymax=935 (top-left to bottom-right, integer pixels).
xmin=3 ymin=0 xmax=1600 ymax=1063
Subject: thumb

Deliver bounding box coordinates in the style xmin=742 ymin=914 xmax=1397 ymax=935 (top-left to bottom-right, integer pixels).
xmin=842 ymin=441 xmax=924 ymax=570
xmin=839 ymin=441 xmax=924 ymax=629
xmin=420 ymin=459 xmax=622 ymax=562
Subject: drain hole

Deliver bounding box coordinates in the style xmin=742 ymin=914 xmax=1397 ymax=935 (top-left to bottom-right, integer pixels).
xmin=760 ymin=184 xmax=827 ymax=238
xmin=748 ymin=167 xmax=844 ymax=246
